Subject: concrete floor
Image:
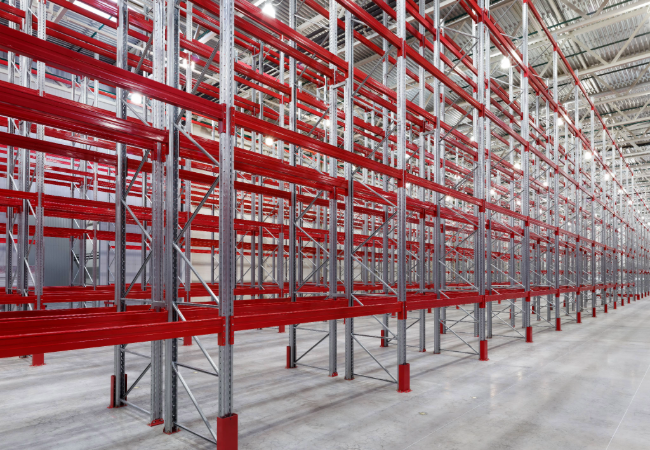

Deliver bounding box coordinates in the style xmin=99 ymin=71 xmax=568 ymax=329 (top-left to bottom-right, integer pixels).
xmin=2 ymin=301 xmax=650 ymax=449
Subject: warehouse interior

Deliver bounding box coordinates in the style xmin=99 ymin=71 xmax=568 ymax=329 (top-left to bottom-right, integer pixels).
xmin=1 ymin=0 xmax=649 ymax=448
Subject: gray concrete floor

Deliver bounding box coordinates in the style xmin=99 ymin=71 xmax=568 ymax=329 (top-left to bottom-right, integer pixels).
xmin=2 ymin=301 xmax=650 ymax=449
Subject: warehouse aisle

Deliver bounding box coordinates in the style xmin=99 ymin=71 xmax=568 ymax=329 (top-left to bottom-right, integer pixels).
xmin=1 ymin=300 xmax=649 ymax=450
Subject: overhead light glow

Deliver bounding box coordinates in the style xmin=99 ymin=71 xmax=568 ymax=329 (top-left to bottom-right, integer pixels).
xmin=500 ymin=57 xmax=510 ymax=69
xmin=131 ymin=93 xmax=142 ymax=104
xmin=77 ymin=1 xmax=115 ymax=21
xmin=265 ymin=136 xmax=274 ymax=146
xmin=584 ymin=151 xmax=592 ymax=160
xmin=628 ymin=200 xmax=633 ymax=205
xmin=262 ymin=1 xmax=276 ymax=17
xmin=490 ymin=188 xmax=496 ymax=195
xmin=543 ymin=180 xmax=548 ymax=187
xmin=325 ymin=119 xmax=331 ymax=127
xmin=557 ymin=117 xmax=564 ymax=127
xmin=514 ymin=162 xmax=521 ymax=170
xmin=604 ymin=173 xmax=610 ymax=181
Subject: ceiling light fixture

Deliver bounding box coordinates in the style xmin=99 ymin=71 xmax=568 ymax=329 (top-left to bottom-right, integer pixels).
xmin=262 ymin=1 xmax=276 ymax=17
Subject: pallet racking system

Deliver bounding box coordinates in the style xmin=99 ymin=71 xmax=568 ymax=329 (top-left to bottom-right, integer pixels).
xmin=0 ymin=0 xmax=649 ymax=447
